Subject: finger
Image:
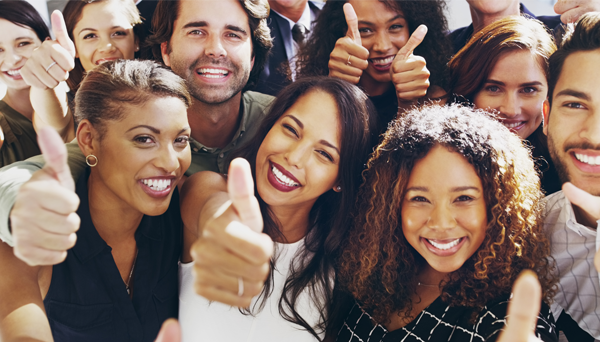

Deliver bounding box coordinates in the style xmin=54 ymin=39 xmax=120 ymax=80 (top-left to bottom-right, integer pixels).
xmin=155 ymin=319 xmax=181 ymax=342
xmin=37 ymin=127 xmax=74 ymax=191
xmin=498 ymin=270 xmax=541 ymax=342
xmin=227 ymin=158 xmax=263 ymax=233
xmin=192 ymin=264 xmax=264 ymax=298
xmin=343 ymin=3 xmax=361 ymax=45
xmin=554 ymin=0 xmax=585 ymax=14
xmin=19 ymin=65 xmax=50 ymax=89
xmin=193 ymin=284 xmax=255 ymax=308
xmin=396 ymin=25 xmax=428 ymax=60
xmin=19 ymin=180 xmax=80 ymax=215
xmin=25 ymin=56 xmax=61 ymax=89
xmin=12 ymin=219 xmax=78 ymax=251
xmin=563 ymin=182 xmax=600 ymax=221
xmin=13 ymin=245 xmax=67 ymax=267
xmin=51 ymin=11 xmax=76 ymax=57
xmin=192 ymin=239 xmax=269 ymax=282
xmin=560 ymin=6 xmax=589 ymax=24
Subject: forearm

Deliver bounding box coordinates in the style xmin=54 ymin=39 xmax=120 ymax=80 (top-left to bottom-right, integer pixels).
xmin=30 ymin=86 xmax=74 ymax=142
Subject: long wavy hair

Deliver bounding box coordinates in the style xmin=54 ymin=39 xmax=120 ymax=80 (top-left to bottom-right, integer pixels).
xmin=338 ymin=104 xmax=556 ymax=324
xmin=229 ymin=76 xmax=378 ymax=339
xmin=296 ymin=0 xmax=451 ymax=91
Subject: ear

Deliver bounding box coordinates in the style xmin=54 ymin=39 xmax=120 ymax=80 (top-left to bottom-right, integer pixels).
xmin=542 ymin=99 xmax=550 ymax=136
xmin=250 ymin=55 xmax=255 ymax=70
xmin=161 ymin=41 xmax=171 ymax=67
xmin=134 ymin=34 xmax=140 ymax=52
xmin=332 ymin=182 xmax=342 ymax=193
xmin=76 ymin=119 xmax=99 ymax=157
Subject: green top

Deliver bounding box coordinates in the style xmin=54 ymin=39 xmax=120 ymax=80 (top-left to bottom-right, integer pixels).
xmin=0 ymin=91 xmax=274 ymax=246
xmin=0 ymin=100 xmax=40 ymax=168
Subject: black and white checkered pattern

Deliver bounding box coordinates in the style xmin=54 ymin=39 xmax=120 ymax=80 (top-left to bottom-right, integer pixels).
xmin=336 ymin=295 xmax=557 ymax=342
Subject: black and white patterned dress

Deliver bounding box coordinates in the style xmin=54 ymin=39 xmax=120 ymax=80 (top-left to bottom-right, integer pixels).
xmin=337 ymin=295 xmax=558 ymax=342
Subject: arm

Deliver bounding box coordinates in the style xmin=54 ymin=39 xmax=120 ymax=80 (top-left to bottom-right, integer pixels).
xmin=555 ymin=0 xmax=600 ymax=23
xmin=30 ymin=86 xmax=75 ymax=143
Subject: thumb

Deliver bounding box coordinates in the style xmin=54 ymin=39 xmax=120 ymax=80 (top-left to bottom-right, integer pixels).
xmin=498 ymin=270 xmax=542 ymax=342
xmin=154 ymin=319 xmax=181 ymax=342
xmin=37 ymin=127 xmax=74 ymax=191
xmin=396 ymin=25 xmax=427 ymax=60
xmin=227 ymin=158 xmax=263 ymax=233
xmin=563 ymin=182 xmax=600 ymax=221
xmin=51 ymin=10 xmax=76 ymax=58
xmin=343 ymin=3 xmax=361 ymax=45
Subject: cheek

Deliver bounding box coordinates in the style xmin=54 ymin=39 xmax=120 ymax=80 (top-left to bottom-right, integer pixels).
xmin=391 ymin=33 xmax=409 ymax=51
xmin=473 ymin=93 xmax=498 ymax=110
xmin=119 ymin=37 xmax=137 ymax=59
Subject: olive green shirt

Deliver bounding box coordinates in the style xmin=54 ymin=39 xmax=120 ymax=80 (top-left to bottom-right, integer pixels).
xmin=0 ymin=91 xmax=274 ymax=245
xmin=0 ymin=100 xmax=41 ymax=168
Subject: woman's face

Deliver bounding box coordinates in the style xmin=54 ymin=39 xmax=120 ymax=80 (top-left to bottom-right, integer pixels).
xmin=473 ymin=50 xmax=547 ymax=139
xmin=73 ymin=1 xmax=137 ymax=72
xmin=89 ymin=96 xmax=191 ymax=216
xmin=255 ymin=90 xmax=341 ymax=212
xmin=401 ymin=145 xmax=488 ymax=277
xmin=348 ymin=0 xmax=410 ymax=85
xmin=0 ymin=19 xmax=42 ymax=90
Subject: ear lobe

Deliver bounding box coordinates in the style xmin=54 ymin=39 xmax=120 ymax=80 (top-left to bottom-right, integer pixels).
xmin=542 ymin=99 xmax=550 ymax=136
xmin=333 ymin=185 xmax=342 ymax=193
xmin=161 ymin=41 xmax=171 ymax=66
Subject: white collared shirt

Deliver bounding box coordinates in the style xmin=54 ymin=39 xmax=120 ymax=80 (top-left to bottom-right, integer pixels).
xmin=271 ymin=3 xmax=312 ymax=80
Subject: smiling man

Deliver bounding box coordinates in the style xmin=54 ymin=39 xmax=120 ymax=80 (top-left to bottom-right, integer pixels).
xmin=542 ymin=13 xmax=600 ymax=342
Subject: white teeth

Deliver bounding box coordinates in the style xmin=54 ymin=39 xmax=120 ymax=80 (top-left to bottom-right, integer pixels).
xmin=428 ymin=238 xmax=462 ymax=250
xmin=575 ymin=153 xmax=600 ymax=166
xmin=371 ymin=56 xmax=394 ymax=65
xmin=142 ymin=178 xmax=172 ymax=191
xmin=6 ymin=69 xmax=21 ymax=76
xmin=271 ymin=165 xmax=299 ymax=187
xmin=198 ymin=68 xmax=228 ymax=77
xmin=503 ymin=122 xmax=524 ymax=129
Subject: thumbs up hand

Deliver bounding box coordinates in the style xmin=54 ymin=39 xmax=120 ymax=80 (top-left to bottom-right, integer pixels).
xmin=11 ymin=127 xmax=80 ymax=266
xmin=328 ymin=3 xmax=370 ymax=84
xmin=21 ymin=10 xmax=76 ymax=90
xmin=190 ymin=158 xmax=273 ymax=308
xmin=391 ymin=25 xmax=430 ymax=103
xmin=154 ymin=319 xmax=181 ymax=342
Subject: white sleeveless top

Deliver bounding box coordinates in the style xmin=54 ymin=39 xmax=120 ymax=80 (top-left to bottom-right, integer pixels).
xmin=178 ymin=238 xmax=324 ymax=342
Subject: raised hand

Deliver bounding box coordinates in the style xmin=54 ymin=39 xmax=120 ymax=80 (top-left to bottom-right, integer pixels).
xmin=190 ymin=158 xmax=273 ymax=307
xmin=328 ymin=3 xmax=370 ymax=84
xmin=554 ymin=0 xmax=600 ymax=24
xmin=20 ymin=10 xmax=76 ymax=90
xmin=391 ymin=25 xmax=430 ymax=103
xmin=496 ymin=270 xmax=543 ymax=342
xmin=154 ymin=319 xmax=181 ymax=342
xmin=10 ymin=127 xmax=80 ymax=266
xmin=562 ymin=182 xmax=600 ymax=272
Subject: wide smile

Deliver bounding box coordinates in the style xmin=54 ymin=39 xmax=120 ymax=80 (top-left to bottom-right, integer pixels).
xmin=570 ymin=150 xmax=600 ymax=173
xmin=196 ymin=67 xmax=231 ymax=82
xmin=95 ymin=57 xmax=120 ymax=65
xmin=421 ymin=237 xmax=466 ymax=256
xmin=2 ymin=67 xmax=23 ymax=80
xmin=369 ymin=55 xmax=394 ymax=72
xmin=267 ymin=161 xmax=301 ymax=192
xmin=501 ymin=120 xmax=526 ymax=131
xmin=139 ymin=177 xmax=176 ymax=198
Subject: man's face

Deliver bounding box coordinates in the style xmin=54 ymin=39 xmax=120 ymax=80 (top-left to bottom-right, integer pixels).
xmin=466 ymin=0 xmax=520 ymax=16
xmin=161 ymin=0 xmax=255 ymax=105
xmin=545 ymin=50 xmax=600 ymax=196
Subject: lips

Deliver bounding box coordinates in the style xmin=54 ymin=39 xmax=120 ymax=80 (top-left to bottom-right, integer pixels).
xmin=196 ymin=67 xmax=230 ymax=79
xmin=422 ymin=237 xmax=466 ymax=256
xmin=3 ymin=67 xmax=23 ymax=80
xmin=95 ymin=57 xmax=120 ymax=65
xmin=139 ymin=177 xmax=176 ymax=198
xmin=570 ymin=150 xmax=600 ymax=173
xmin=369 ymin=55 xmax=394 ymax=72
xmin=267 ymin=161 xmax=301 ymax=192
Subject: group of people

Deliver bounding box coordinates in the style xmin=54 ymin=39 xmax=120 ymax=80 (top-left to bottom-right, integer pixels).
xmin=0 ymin=0 xmax=599 ymax=342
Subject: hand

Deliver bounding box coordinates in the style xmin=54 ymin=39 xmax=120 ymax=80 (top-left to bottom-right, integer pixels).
xmin=190 ymin=158 xmax=273 ymax=307
xmin=554 ymin=0 xmax=600 ymax=24
xmin=154 ymin=319 xmax=181 ymax=342
xmin=10 ymin=127 xmax=80 ymax=266
xmin=328 ymin=3 xmax=369 ymax=84
xmin=496 ymin=270 xmax=543 ymax=342
xmin=562 ymin=182 xmax=600 ymax=272
xmin=20 ymin=10 xmax=76 ymax=90
xmin=391 ymin=25 xmax=430 ymax=102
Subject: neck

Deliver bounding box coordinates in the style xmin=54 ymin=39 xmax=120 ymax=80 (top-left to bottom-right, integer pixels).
xmin=572 ymin=203 xmax=598 ymax=230
xmin=269 ymin=202 xmax=314 ymax=243
xmin=3 ymin=87 xmax=34 ymax=120
xmin=269 ymin=0 xmax=307 ymax=22
xmin=358 ymin=74 xmax=393 ymax=97
xmin=470 ymin=4 xmax=520 ymax=33
xmin=87 ymin=171 xmax=143 ymax=244
xmin=188 ymin=92 xmax=243 ymax=149
xmin=417 ymin=263 xmax=448 ymax=288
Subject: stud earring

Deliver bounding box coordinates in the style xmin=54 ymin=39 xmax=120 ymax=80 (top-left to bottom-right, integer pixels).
xmin=335 ymin=186 xmax=342 ymax=192
xmin=86 ymin=154 xmax=98 ymax=167
xmin=135 ymin=46 xmax=140 ymax=52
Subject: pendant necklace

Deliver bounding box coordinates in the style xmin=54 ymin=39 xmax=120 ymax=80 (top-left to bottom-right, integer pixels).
xmin=125 ymin=249 xmax=139 ymax=295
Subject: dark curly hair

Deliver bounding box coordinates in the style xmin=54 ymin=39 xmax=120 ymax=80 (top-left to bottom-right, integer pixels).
xmin=296 ymin=0 xmax=451 ymax=91
xmin=338 ymin=104 xmax=556 ymax=323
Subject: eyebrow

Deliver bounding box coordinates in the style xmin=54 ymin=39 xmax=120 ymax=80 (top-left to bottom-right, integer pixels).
xmin=285 ymin=115 xmax=340 ymax=154
xmin=182 ymin=21 xmax=248 ymax=36
xmin=405 ymin=186 xmax=481 ymax=192
xmin=358 ymin=14 xmax=405 ymax=26
xmin=483 ymin=79 xmax=544 ymax=87
xmin=15 ymin=36 xmax=35 ymax=41
xmin=78 ymin=26 xmax=126 ymax=34
xmin=126 ymin=125 xmax=191 ymax=135
xmin=555 ymin=88 xmax=591 ymax=101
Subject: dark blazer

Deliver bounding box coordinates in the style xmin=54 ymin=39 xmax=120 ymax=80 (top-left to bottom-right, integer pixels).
xmin=255 ymin=1 xmax=324 ymax=96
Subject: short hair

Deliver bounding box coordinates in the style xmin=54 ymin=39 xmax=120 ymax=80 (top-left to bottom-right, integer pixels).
xmin=0 ymin=0 xmax=50 ymax=42
xmin=75 ymin=59 xmax=191 ymax=139
xmin=63 ymin=0 xmax=142 ymax=92
xmin=548 ymin=12 xmax=600 ymax=107
xmin=449 ymin=16 xmax=556 ymax=103
xmin=148 ymin=0 xmax=272 ymax=91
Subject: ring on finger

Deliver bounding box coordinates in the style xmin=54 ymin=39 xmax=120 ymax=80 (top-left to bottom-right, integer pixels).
xmin=45 ymin=61 xmax=57 ymax=72
xmin=346 ymin=55 xmax=352 ymax=66
xmin=237 ymin=277 xmax=244 ymax=297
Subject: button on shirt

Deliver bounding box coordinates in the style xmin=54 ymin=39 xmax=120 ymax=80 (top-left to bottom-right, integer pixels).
xmin=544 ymin=191 xmax=600 ymax=339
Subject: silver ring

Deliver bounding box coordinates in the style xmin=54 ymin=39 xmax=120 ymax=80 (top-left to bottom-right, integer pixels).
xmin=45 ymin=61 xmax=57 ymax=72
xmin=346 ymin=55 xmax=352 ymax=66
xmin=237 ymin=277 xmax=244 ymax=297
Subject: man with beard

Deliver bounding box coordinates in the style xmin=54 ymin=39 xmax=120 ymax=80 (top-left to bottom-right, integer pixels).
xmin=542 ymin=12 xmax=600 ymax=342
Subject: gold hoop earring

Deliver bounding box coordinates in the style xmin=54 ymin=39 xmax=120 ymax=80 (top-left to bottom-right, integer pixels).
xmin=86 ymin=154 xmax=98 ymax=167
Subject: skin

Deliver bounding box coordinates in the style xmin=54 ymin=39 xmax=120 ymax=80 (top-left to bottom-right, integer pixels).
xmin=161 ymin=0 xmax=255 ymax=149
xmin=0 ymin=19 xmax=42 ymax=119
xmin=268 ymin=0 xmax=308 ymax=22
xmin=473 ymin=50 xmax=547 ymax=140
xmin=466 ymin=0 xmax=520 ymax=32
xmin=72 ymin=1 xmax=138 ymax=72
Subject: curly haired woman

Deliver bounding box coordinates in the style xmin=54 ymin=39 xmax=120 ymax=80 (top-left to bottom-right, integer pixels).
xmin=335 ymin=104 xmax=558 ymax=342
xmin=296 ymin=0 xmax=451 ymax=135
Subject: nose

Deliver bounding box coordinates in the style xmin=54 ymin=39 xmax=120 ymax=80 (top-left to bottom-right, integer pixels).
xmin=285 ymin=141 xmax=310 ymax=170
xmin=98 ymin=36 xmax=117 ymax=54
xmin=155 ymin=143 xmax=181 ymax=173
xmin=499 ymin=92 xmax=522 ymax=118
xmin=372 ymin=31 xmax=393 ymax=54
xmin=426 ymin=203 xmax=457 ymax=231
xmin=204 ymin=34 xmax=227 ymax=59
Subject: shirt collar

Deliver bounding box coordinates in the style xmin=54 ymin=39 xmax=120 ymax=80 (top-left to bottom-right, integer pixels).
xmin=559 ymin=192 xmax=599 ymax=236
xmin=271 ymin=2 xmax=312 ymax=32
